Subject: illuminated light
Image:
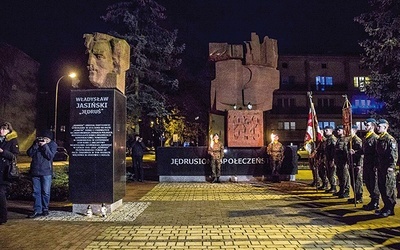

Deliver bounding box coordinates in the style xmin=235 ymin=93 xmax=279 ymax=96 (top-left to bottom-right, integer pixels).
xmin=233 ymin=104 xmax=237 ymax=110
xmin=247 ymin=102 xmax=252 ymax=110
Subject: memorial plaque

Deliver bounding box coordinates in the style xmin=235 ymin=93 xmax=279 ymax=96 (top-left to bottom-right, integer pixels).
xmin=69 ymin=89 xmax=126 ymax=203
xmin=227 ymin=110 xmax=263 ymax=147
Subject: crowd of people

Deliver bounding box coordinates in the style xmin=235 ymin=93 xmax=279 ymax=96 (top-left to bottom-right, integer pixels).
xmin=309 ymin=118 xmax=398 ymax=217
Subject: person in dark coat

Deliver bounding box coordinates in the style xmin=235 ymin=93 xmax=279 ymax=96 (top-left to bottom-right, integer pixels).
xmin=130 ymin=134 xmax=146 ymax=182
xmin=0 ymin=122 xmax=19 ymax=225
xmin=27 ymin=130 xmax=57 ymax=218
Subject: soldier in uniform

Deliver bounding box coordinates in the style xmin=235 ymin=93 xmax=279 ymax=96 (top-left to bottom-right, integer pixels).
xmin=362 ymin=118 xmax=380 ymax=211
xmin=347 ymin=125 xmax=364 ymax=204
xmin=322 ymin=126 xmax=337 ymax=192
xmin=208 ymin=133 xmax=224 ymax=183
xmin=267 ymin=134 xmax=285 ymax=183
xmin=309 ymin=140 xmax=326 ymax=188
xmin=375 ymin=119 xmax=398 ymax=217
xmin=334 ymin=125 xmax=350 ymax=198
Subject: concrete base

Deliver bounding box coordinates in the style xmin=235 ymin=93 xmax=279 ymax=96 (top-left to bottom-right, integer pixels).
xmin=72 ymin=199 xmax=123 ymax=215
xmin=159 ymin=175 xmax=259 ymax=182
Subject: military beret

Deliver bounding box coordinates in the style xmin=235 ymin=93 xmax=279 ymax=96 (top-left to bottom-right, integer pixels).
xmin=336 ymin=125 xmax=344 ymax=130
xmin=324 ymin=125 xmax=333 ymax=130
xmin=377 ymin=119 xmax=389 ymax=125
xmin=352 ymin=124 xmax=359 ymax=130
xmin=364 ymin=118 xmax=376 ymax=125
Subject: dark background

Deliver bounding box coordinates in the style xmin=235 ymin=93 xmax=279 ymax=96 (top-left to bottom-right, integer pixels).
xmin=0 ymin=0 xmax=369 ymax=87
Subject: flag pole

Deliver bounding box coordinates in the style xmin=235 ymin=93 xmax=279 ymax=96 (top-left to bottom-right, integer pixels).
xmin=342 ymin=95 xmax=355 ymax=207
xmin=307 ymin=91 xmax=319 ymax=192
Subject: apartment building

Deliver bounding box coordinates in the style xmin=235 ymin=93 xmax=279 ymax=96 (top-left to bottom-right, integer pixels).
xmin=265 ymin=54 xmax=382 ymax=146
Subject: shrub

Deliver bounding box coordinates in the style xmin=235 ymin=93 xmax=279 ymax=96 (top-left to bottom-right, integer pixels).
xmin=8 ymin=166 xmax=69 ymax=201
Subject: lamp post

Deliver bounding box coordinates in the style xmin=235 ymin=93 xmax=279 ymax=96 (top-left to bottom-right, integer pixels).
xmin=54 ymin=72 xmax=77 ymax=142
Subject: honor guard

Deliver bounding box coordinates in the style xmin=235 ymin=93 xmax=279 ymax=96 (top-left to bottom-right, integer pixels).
xmin=267 ymin=134 xmax=285 ymax=183
xmin=322 ymin=126 xmax=337 ymax=192
xmin=347 ymin=125 xmax=364 ymax=204
xmin=334 ymin=125 xmax=350 ymax=198
xmin=362 ymin=118 xmax=380 ymax=211
xmin=375 ymin=119 xmax=398 ymax=217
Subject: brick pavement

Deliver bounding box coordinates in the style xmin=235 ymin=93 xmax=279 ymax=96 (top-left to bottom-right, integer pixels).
xmin=0 ymin=171 xmax=399 ymax=249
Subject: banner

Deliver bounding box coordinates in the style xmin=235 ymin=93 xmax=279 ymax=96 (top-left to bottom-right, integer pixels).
xmin=342 ymin=97 xmax=352 ymax=136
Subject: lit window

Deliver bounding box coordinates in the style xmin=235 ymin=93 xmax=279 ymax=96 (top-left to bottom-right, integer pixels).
xmin=356 ymin=121 xmax=365 ymax=131
xmin=278 ymin=121 xmax=296 ymax=130
xmin=316 ymin=76 xmax=333 ymax=91
xmin=353 ymin=76 xmax=370 ymax=92
xmin=319 ymin=121 xmax=335 ymax=129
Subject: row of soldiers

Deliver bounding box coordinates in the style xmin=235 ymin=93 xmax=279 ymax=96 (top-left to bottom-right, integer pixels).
xmin=309 ymin=118 xmax=398 ymax=217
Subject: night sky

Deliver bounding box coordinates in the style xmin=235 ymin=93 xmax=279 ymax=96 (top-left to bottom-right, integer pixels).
xmin=0 ymin=0 xmax=369 ymax=86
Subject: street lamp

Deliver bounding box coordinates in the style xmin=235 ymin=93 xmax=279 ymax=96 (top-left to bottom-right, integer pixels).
xmin=54 ymin=72 xmax=77 ymax=142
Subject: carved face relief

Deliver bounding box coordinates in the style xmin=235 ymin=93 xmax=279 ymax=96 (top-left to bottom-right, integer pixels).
xmin=87 ymin=40 xmax=114 ymax=87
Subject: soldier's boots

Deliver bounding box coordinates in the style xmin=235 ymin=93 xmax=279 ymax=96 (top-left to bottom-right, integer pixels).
xmin=347 ymin=197 xmax=363 ymax=204
xmin=212 ymin=177 xmax=220 ymax=183
xmin=318 ymin=182 xmax=329 ymax=190
xmin=325 ymin=185 xmax=337 ymax=193
xmin=338 ymin=191 xmax=350 ymax=198
xmin=363 ymin=200 xmax=379 ymax=211
xmin=375 ymin=206 xmax=395 ymax=217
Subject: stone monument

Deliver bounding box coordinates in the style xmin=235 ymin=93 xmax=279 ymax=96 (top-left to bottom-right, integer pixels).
xmin=209 ymin=33 xmax=279 ymax=147
xmin=69 ymin=32 xmax=130 ymax=214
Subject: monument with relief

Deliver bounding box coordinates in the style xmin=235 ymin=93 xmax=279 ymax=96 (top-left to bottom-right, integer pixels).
xmin=209 ymin=32 xmax=279 ymax=146
xmin=69 ymin=32 xmax=130 ymax=213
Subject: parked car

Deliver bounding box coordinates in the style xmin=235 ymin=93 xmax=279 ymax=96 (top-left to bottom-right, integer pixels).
xmin=54 ymin=147 xmax=69 ymax=161
xmin=297 ymin=146 xmax=309 ymax=160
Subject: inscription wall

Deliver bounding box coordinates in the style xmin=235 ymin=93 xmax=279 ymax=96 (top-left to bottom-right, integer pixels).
xmin=227 ymin=110 xmax=263 ymax=147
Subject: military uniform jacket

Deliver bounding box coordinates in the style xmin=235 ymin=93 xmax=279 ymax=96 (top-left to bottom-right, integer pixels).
xmin=324 ymin=134 xmax=337 ymax=161
xmin=348 ymin=135 xmax=363 ymax=167
xmin=363 ymin=131 xmax=378 ymax=166
xmin=376 ymin=132 xmax=398 ymax=170
xmin=267 ymin=141 xmax=284 ymax=161
xmin=208 ymin=141 xmax=224 ymax=160
xmin=334 ymin=135 xmax=348 ymax=165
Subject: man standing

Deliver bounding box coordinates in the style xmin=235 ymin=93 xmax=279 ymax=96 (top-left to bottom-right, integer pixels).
xmin=130 ymin=134 xmax=146 ymax=182
xmin=267 ymin=134 xmax=285 ymax=183
xmin=27 ymin=130 xmax=57 ymax=218
xmin=362 ymin=118 xmax=380 ymax=211
xmin=208 ymin=133 xmax=224 ymax=183
xmin=375 ymin=119 xmax=398 ymax=217
xmin=334 ymin=125 xmax=350 ymax=198
xmin=347 ymin=125 xmax=364 ymax=204
xmin=0 ymin=122 xmax=19 ymax=225
xmin=322 ymin=126 xmax=337 ymax=192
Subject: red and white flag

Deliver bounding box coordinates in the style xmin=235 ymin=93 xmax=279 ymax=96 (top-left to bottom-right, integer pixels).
xmin=304 ymin=107 xmax=323 ymax=144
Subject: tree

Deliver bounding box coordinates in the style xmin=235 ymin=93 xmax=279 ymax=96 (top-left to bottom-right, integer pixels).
xmin=355 ymin=0 xmax=400 ymax=137
xmin=102 ymin=0 xmax=185 ymax=135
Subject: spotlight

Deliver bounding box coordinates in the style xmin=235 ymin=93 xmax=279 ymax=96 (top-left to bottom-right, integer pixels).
xmin=247 ymin=102 xmax=253 ymax=110
xmin=233 ymin=104 xmax=237 ymax=110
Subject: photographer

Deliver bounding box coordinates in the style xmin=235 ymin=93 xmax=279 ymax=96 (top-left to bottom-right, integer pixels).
xmin=130 ymin=134 xmax=146 ymax=182
xmin=27 ymin=130 xmax=57 ymax=218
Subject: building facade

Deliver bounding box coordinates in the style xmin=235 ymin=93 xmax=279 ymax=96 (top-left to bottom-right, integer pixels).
xmin=266 ymin=54 xmax=380 ymax=147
